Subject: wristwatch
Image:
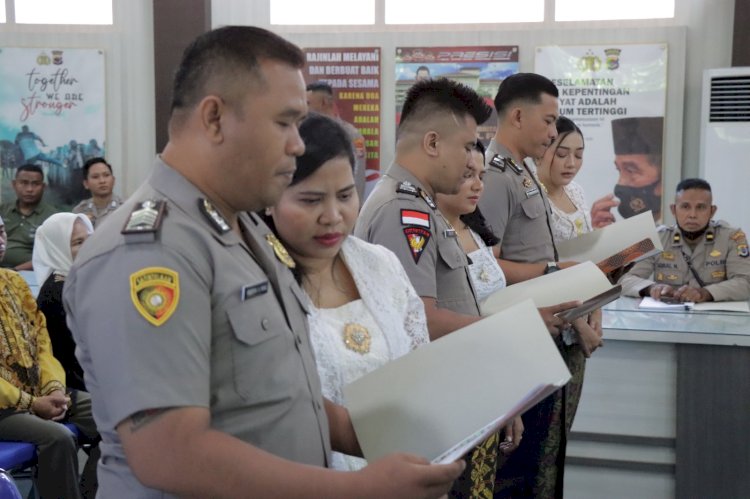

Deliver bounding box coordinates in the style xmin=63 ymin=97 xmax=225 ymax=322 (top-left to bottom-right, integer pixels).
xmin=543 ymin=261 xmax=561 ymax=275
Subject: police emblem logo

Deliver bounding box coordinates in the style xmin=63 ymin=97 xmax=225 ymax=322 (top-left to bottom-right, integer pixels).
xmin=738 ymin=244 xmax=749 ymax=258
xmin=403 ymin=227 xmax=431 ymax=264
xmin=709 ymin=249 xmax=722 ymax=257
xmin=265 ymin=233 xmax=296 ymax=269
xmin=522 ymin=177 xmax=533 ymax=188
xmin=130 ymin=267 xmax=180 ymax=326
xmin=629 ymin=197 xmax=647 ymax=213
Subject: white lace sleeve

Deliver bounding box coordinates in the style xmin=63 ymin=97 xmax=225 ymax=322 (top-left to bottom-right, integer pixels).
xmin=384 ymin=248 xmax=430 ymax=350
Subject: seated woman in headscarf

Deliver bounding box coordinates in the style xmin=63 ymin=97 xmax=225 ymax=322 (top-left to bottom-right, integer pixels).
xmin=34 ymin=212 xmax=94 ymax=391
xmin=262 ymin=113 xmax=429 ymax=471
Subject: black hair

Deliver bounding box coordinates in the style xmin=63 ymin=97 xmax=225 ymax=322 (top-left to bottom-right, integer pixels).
xmin=82 ymin=157 xmax=112 ymax=178
xmin=306 ymin=81 xmax=334 ymax=96
xmin=15 ymin=164 xmax=43 ymax=178
xmin=493 ymin=73 xmax=559 ymax=115
xmin=676 ymin=178 xmax=711 ymax=193
xmin=260 ymin=113 xmax=354 ymax=283
xmin=416 ymin=65 xmax=430 ymax=74
xmin=459 ymin=140 xmax=500 ymax=247
xmin=171 ymin=26 xmax=305 ymax=113
xmin=398 ymin=78 xmax=493 ymax=138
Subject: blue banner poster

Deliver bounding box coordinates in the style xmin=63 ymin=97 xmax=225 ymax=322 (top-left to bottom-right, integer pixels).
xmin=0 ymin=48 xmax=106 ymax=208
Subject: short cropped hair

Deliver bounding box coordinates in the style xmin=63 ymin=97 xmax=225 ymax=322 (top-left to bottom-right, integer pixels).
xmin=82 ymin=157 xmax=112 ymax=178
xmin=15 ymin=164 xmax=43 ymax=178
xmin=676 ymin=178 xmax=711 ymax=194
xmin=170 ymin=26 xmax=305 ymax=114
xmin=493 ymin=73 xmax=559 ymax=115
xmin=398 ymin=78 xmax=492 ymax=139
xmin=306 ymin=81 xmax=334 ymax=96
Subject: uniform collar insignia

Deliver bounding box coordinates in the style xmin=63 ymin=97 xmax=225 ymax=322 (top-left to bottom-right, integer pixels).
xmin=198 ymin=199 xmax=231 ymax=234
xmin=489 ymin=154 xmax=505 ymax=171
xmin=418 ymin=188 xmax=437 ymax=209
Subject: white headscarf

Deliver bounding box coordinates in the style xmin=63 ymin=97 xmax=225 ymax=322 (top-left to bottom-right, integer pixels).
xmin=33 ymin=213 xmax=94 ymax=285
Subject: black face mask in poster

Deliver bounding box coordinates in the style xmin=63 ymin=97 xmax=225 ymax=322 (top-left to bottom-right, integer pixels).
xmin=614 ymin=181 xmax=661 ymax=218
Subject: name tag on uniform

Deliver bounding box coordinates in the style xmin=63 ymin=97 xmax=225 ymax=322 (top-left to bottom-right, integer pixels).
xmin=241 ymin=281 xmax=269 ymax=301
xmin=525 ymin=188 xmax=540 ymax=198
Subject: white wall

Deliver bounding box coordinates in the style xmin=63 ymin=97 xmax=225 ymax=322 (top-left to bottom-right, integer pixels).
xmin=213 ymin=0 xmax=735 ymax=224
xmin=0 ymin=0 xmax=155 ymax=197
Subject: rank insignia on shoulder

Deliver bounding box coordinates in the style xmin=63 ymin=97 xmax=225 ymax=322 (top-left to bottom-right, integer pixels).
xmin=198 ymin=199 xmax=231 ymax=234
xmin=396 ymin=181 xmax=419 ymax=196
xmin=122 ymin=200 xmax=166 ymax=242
xmin=130 ymin=267 xmax=179 ymax=327
xmin=738 ymin=243 xmax=749 ymax=258
xmin=489 ymin=154 xmax=505 ymax=171
xmin=673 ymin=233 xmax=681 ymax=244
xmin=265 ymin=233 xmax=296 ymax=269
xmin=705 ymin=230 xmax=714 ymax=242
xmin=418 ymin=188 xmax=437 ymax=209
xmin=403 ymin=227 xmax=431 ymax=264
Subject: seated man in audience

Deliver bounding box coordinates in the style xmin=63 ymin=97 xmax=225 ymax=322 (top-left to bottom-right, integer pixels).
xmin=0 ymin=215 xmax=99 ymax=499
xmin=0 ymin=164 xmax=59 ymax=270
xmin=620 ymin=178 xmax=750 ymax=302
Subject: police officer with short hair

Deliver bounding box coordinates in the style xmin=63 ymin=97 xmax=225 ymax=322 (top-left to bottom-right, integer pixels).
xmin=620 ymin=178 xmax=750 ymax=302
xmin=64 ymin=26 xmax=463 ymax=498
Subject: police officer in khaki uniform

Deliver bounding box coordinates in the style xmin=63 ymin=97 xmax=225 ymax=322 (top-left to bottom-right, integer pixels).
xmin=355 ymin=78 xmax=493 ymax=339
xmin=621 ymin=178 xmax=750 ymax=302
xmin=479 ymin=73 xmax=601 ymax=498
xmin=63 ymin=26 xmax=462 ymax=498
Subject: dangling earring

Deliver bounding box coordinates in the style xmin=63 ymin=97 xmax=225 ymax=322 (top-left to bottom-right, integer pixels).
xmin=264 ymin=207 xmax=272 ymax=216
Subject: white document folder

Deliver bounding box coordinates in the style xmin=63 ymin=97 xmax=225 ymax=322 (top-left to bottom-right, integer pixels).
xmin=481 ymin=261 xmax=614 ymax=316
xmin=344 ymin=300 xmax=571 ymax=464
xmin=556 ymin=211 xmax=662 ymax=266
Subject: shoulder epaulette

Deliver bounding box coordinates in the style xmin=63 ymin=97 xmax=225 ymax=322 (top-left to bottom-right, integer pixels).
xmin=488 ymin=154 xmax=523 ymax=175
xmin=121 ymin=199 xmax=167 ymax=243
xmin=489 ymin=154 xmax=506 ymax=171
xmin=396 ymin=180 xmax=419 ymax=196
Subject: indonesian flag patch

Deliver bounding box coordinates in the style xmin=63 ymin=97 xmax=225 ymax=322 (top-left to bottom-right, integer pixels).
xmin=403 ymin=227 xmax=431 ymax=264
xmin=401 ymin=209 xmax=430 ymax=228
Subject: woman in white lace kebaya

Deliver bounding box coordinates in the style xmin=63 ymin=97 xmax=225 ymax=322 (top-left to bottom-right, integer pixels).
xmin=264 ymin=114 xmax=429 ymax=471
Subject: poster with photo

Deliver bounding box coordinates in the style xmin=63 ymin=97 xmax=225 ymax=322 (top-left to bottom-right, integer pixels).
xmin=535 ymin=44 xmax=668 ymax=225
xmin=0 ymin=48 xmax=106 ymax=208
xmin=303 ymin=47 xmax=381 ymax=196
xmin=395 ymin=46 xmax=519 ymax=144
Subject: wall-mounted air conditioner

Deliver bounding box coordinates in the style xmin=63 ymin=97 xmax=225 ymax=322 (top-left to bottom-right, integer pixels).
xmin=699 ymin=68 xmax=750 ymax=232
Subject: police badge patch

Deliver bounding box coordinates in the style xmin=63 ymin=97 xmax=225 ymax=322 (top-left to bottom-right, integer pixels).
xmin=130 ymin=267 xmax=180 ymax=326
xmin=403 ymin=227 xmax=431 ymax=264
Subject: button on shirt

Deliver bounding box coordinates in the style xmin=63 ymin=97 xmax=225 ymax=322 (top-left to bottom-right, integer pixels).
xmin=64 ymin=158 xmax=330 ymax=497
xmin=0 ymin=201 xmax=58 ymax=268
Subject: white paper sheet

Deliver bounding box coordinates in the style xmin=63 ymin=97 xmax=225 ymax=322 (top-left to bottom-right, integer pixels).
xmin=693 ymin=301 xmax=750 ymax=313
xmin=480 ymin=261 xmax=613 ymax=316
xmin=343 ymin=300 xmax=571 ymax=464
xmin=556 ymin=211 xmax=662 ymax=264
xmin=639 ymin=296 xmax=694 ymax=310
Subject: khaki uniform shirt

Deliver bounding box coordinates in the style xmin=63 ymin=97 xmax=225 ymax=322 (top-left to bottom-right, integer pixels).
xmin=479 ymin=139 xmax=556 ymax=264
xmin=72 ymin=195 xmax=124 ymax=229
xmin=64 ymin=158 xmax=330 ymax=497
xmin=354 ymin=163 xmax=480 ymax=316
xmin=0 ymin=201 xmax=58 ymax=268
xmin=620 ymin=221 xmax=750 ymax=301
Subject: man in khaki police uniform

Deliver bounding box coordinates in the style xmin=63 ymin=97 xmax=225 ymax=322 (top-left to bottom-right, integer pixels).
xmin=355 ymin=78 xmax=493 ymax=339
xmin=621 ymin=178 xmax=750 ymax=302
xmin=64 ymin=26 xmax=462 ymax=498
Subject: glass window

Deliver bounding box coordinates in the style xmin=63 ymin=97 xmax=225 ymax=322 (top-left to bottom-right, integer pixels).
xmin=385 ymin=0 xmax=544 ymax=24
xmin=270 ymin=0 xmax=375 ymax=25
xmin=14 ymin=0 xmax=113 ymax=24
xmin=555 ymin=0 xmax=675 ymax=21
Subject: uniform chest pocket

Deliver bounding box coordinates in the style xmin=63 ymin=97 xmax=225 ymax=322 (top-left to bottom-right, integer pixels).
xmin=437 ymin=237 xmax=466 ymax=270
xmin=520 ymin=196 xmax=544 ymax=220
xmin=226 ymin=296 xmax=289 ymax=401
